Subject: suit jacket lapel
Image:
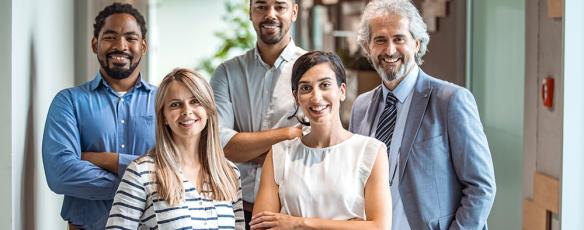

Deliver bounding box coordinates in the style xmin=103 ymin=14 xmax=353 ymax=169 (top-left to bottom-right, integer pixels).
xmin=365 ymin=86 xmax=383 ymax=136
xmin=399 ymin=71 xmax=432 ymax=183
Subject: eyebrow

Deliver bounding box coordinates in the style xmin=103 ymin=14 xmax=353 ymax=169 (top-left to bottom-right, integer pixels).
xmin=101 ymin=30 xmax=140 ymax=37
xmin=168 ymin=96 xmax=196 ymax=102
xmin=298 ymin=77 xmax=333 ymax=84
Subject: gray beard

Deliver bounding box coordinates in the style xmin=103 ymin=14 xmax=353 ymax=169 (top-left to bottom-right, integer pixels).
xmin=371 ymin=58 xmax=408 ymax=83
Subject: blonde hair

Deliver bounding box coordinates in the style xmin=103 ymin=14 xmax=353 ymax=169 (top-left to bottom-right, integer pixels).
xmin=151 ymin=68 xmax=238 ymax=206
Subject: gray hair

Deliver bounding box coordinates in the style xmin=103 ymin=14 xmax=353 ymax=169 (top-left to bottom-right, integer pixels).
xmin=357 ymin=0 xmax=430 ymax=65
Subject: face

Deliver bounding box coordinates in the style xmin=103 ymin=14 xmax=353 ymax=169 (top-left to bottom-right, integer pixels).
xmin=367 ymin=14 xmax=420 ymax=83
xmin=163 ymin=81 xmax=208 ymax=142
xmin=92 ymin=13 xmax=147 ymax=80
xmin=250 ymin=0 xmax=298 ymax=46
xmin=295 ymin=63 xmax=346 ymax=125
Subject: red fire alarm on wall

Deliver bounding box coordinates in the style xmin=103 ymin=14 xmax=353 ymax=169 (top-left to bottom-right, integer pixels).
xmin=541 ymin=77 xmax=554 ymax=108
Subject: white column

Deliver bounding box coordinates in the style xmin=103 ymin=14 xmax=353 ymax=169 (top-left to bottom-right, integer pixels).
xmin=561 ymin=0 xmax=584 ymax=228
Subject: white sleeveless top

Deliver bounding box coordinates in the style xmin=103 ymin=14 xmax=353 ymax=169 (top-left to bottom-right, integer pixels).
xmin=272 ymin=134 xmax=384 ymax=220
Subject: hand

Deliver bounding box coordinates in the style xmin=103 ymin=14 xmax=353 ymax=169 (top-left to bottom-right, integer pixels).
xmin=250 ymin=211 xmax=303 ymax=230
xmin=81 ymin=152 xmax=119 ymax=174
xmin=287 ymin=125 xmax=303 ymax=140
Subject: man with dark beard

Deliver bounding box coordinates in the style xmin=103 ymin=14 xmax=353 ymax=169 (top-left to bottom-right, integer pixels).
xmin=210 ymin=0 xmax=305 ymax=228
xmin=349 ymin=0 xmax=496 ymax=229
xmin=42 ymin=3 xmax=156 ymax=230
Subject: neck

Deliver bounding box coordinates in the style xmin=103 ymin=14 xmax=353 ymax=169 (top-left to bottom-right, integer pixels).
xmin=256 ymin=36 xmax=291 ymax=67
xmin=174 ymin=135 xmax=201 ymax=168
xmin=303 ymin=118 xmax=351 ymax=148
xmin=101 ymin=70 xmax=140 ymax=92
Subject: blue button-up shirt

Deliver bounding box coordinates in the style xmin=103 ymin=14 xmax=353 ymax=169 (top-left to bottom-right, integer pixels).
xmin=42 ymin=72 xmax=156 ymax=229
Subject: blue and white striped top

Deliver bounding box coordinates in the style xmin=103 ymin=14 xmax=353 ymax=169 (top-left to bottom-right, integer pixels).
xmin=106 ymin=155 xmax=244 ymax=230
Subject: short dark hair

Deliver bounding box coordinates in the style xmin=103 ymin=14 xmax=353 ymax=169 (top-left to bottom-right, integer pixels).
xmin=288 ymin=51 xmax=347 ymax=125
xmin=93 ymin=3 xmax=147 ymax=38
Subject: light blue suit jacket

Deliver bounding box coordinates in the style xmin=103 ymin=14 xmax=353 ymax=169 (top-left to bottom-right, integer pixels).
xmin=349 ymin=70 xmax=496 ymax=230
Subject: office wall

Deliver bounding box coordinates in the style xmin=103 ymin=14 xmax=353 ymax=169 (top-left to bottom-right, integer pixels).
xmin=12 ymin=0 xmax=75 ymax=229
xmin=1 ymin=0 xmax=12 ymax=229
xmin=472 ymin=0 xmax=525 ymax=229
xmin=523 ymin=0 xmax=563 ymax=204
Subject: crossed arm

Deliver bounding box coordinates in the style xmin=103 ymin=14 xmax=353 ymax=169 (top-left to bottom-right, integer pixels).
xmin=251 ymin=146 xmax=392 ymax=230
xmin=42 ymin=91 xmax=135 ymax=200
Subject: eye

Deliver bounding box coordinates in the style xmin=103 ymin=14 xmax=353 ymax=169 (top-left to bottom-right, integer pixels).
xmin=256 ymin=5 xmax=267 ymax=11
xmin=275 ymin=5 xmax=287 ymax=12
xmin=190 ymin=99 xmax=200 ymax=105
xmin=102 ymin=35 xmax=115 ymax=40
xmin=394 ymin=37 xmax=405 ymax=44
xmin=321 ymin=82 xmax=332 ymax=89
xmin=299 ymin=85 xmax=312 ymax=93
xmin=374 ymin=37 xmax=386 ymax=45
xmin=126 ymin=36 xmax=139 ymax=41
xmin=169 ymin=102 xmax=180 ymax=108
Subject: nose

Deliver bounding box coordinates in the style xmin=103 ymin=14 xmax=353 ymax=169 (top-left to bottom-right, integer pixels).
xmin=112 ymin=37 xmax=128 ymax=51
xmin=385 ymin=41 xmax=396 ymax=55
xmin=310 ymin=88 xmax=322 ymax=103
xmin=181 ymin=110 xmax=192 ymax=116
xmin=265 ymin=6 xmax=277 ymax=20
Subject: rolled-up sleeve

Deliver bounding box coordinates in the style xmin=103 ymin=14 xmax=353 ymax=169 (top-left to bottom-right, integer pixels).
xmin=118 ymin=153 xmax=140 ymax=177
xmin=42 ymin=90 xmax=119 ymax=200
xmin=211 ymin=64 xmax=239 ymax=148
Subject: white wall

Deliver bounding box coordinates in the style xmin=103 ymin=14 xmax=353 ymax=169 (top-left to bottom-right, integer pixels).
xmin=12 ymin=0 xmax=74 ymax=229
xmin=150 ymin=0 xmax=228 ymax=83
xmin=1 ymin=0 xmax=12 ymax=229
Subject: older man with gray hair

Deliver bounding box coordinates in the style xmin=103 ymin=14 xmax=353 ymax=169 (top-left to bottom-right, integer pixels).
xmin=349 ymin=0 xmax=496 ymax=229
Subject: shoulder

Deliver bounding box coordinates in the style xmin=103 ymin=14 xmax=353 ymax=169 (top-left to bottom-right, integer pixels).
xmin=420 ymin=72 xmax=471 ymax=105
xmin=132 ymin=154 xmax=157 ymax=171
xmin=352 ymin=134 xmax=384 ymax=149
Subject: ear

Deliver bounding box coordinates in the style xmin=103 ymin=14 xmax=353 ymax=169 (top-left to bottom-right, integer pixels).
xmin=415 ymin=39 xmax=421 ymax=53
xmin=142 ymin=39 xmax=148 ymax=54
xmin=339 ymin=83 xmax=347 ymax=101
xmin=91 ymin=37 xmax=98 ymax=54
xmin=291 ymin=3 xmax=299 ymax=22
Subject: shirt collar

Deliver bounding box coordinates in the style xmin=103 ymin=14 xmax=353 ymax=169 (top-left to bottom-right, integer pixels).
xmin=381 ymin=65 xmax=419 ymax=104
xmin=253 ymin=39 xmax=298 ymax=67
xmin=90 ymin=71 xmax=153 ymax=92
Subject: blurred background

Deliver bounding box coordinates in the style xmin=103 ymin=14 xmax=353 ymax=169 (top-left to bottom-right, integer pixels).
xmin=1 ymin=0 xmax=583 ymax=229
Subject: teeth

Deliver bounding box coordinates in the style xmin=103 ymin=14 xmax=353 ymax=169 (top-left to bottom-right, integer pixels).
xmin=311 ymin=105 xmax=327 ymax=112
xmin=110 ymin=55 xmax=129 ymax=61
xmin=382 ymin=56 xmax=399 ymax=63
xmin=262 ymin=25 xmax=278 ymax=29
xmin=179 ymin=120 xmax=195 ymax=125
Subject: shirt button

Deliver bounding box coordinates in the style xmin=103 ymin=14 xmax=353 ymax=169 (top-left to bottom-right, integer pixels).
xmin=203 ymin=221 xmax=207 ymax=226
xmin=121 ymin=144 xmax=125 ymax=148
xmin=120 ymin=98 xmax=124 ymax=102
xmin=199 ymin=201 xmax=203 ymax=205
xmin=121 ymin=120 xmax=125 ymax=124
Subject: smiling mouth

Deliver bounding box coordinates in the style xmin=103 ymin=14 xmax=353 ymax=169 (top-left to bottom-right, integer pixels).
xmin=381 ymin=55 xmax=401 ymax=64
xmin=261 ymin=23 xmax=280 ymax=31
xmin=309 ymin=104 xmax=330 ymax=114
xmin=108 ymin=53 xmax=132 ymax=65
xmin=178 ymin=119 xmax=198 ymax=127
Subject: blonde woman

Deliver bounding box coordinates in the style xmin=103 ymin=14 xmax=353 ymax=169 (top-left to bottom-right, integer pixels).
xmin=107 ymin=68 xmax=244 ymax=229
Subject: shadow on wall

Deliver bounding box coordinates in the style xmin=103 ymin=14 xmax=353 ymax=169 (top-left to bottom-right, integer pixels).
xmin=22 ymin=40 xmax=37 ymax=230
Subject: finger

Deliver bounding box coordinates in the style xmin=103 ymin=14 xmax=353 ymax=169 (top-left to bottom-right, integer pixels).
xmin=250 ymin=220 xmax=278 ymax=229
xmin=250 ymin=213 xmax=275 ymax=225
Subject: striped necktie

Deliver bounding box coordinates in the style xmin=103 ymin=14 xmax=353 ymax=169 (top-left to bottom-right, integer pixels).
xmin=376 ymin=92 xmax=398 ymax=150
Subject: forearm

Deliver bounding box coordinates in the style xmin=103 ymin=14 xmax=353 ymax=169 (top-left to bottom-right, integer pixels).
xmin=224 ymin=127 xmax=299 ymax=163
xmin=302 ymin=218 xmax=387 ymax=230
xmin=82 ymin=152 xmax=119 ymax=175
